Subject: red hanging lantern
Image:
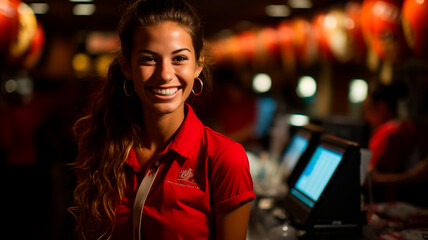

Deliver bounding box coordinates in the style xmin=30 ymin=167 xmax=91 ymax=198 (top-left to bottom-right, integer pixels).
xmin=361 ymin=0 xmax=376 ymax=44
xmin=222 ymin=36 xmax=241 ymax=66
xmin=7 ymin=2 xmax=38 ymax=66
xmin=312 ymin=13 xmax=331 ymax=59
xmin=277 ymin=21 xmax=296 ymax=74
xmin=211 ymin=39 xmax=225 ymax=65
xmin=292 ymin=18 xmax=316 ymax=65
xmin=256 ymin=26 xmax=279 ymax=66
xmin=0 ymin=0 xmax=20 ymax=56
xmin=23 ymin=22 xmax=45 ymax=69
xmin=402 ymin=0 xmax=428 ymax=59
xmin=328 ymin=9 xmax=355 ymax=63
xmin=361 ymin=0 xmax=408 ymax=62
xmin=237 ymin=30 xmax=257 ymax=64
xmin=345 ymin=1 xmax=367 ymax=62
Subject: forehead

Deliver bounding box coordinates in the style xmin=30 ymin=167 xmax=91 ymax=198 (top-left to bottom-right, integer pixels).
xmin=131 ymin=21 xmax=194 ymax=52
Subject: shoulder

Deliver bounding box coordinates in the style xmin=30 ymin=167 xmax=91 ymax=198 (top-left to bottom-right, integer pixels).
xmin=202 ymin=126 xmax=246 ymax=156
xmin=374 ymin=121 xmax=402 ymax=136
xmin=201 ymin=126 xmax=249 ymax=171
xmin=376 ymin=120 xmax=415 ymax=137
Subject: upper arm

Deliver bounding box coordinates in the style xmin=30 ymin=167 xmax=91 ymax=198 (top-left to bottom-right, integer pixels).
xmin=207 ymin=137 xmax=255 ymax=239
xmin=215 ymin=201 xmax=252 ymax=240
xmin=210 ymin=141 xmax=255 ymax=213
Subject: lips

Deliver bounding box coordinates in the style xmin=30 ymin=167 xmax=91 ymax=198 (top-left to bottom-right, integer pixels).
xmin=150 ymin=87 xmax=179 ymax=96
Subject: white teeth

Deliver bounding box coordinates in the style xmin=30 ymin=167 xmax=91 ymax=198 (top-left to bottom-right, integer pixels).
xmin=152 ymin=87 xmax=178 ymax=96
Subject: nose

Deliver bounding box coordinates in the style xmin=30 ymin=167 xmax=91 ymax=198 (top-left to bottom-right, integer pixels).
xmin=157 ymin=59 xmax=174 ymax=82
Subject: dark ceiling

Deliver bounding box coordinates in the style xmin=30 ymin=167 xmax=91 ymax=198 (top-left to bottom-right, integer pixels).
xmin=30 ymin=0 xmax=348 ymax=38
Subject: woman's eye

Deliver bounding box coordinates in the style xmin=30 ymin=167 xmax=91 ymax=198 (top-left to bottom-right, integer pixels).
xmin=173 ymin=55 xmax=189 ymax=62
xmin=140 ymin=56 xmax=156 ymax=63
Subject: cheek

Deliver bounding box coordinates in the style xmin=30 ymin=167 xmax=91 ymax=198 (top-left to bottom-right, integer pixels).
xmin=177 ymin=66 xmax=197 ymax=85
xmin=179 ymin=63 xmax=197 ymax=76
xmin=133 ymin=67 xmax=152 ymax=83
xmin=131 ymin=68 xmax=150 ymax=95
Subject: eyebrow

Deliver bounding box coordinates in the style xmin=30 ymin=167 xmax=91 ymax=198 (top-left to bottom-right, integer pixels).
xmin=136 ymin=48 xmax=191 ymax=55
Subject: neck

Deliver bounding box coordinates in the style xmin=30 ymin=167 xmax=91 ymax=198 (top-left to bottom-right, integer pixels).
xmin=139 ymin=106 xmax=186 ymax=154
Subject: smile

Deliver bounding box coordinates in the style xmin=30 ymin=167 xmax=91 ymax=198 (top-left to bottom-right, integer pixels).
xmin=150 ymin=87 xmax=179 ymax=96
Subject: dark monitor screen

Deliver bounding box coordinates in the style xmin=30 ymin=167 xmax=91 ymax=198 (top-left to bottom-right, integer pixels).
xmin=290 ymin=144 xmax=343 ymax=207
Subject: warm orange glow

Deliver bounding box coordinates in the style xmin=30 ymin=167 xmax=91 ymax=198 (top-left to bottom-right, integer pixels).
xmin=402 ymin=0 xmax=428 ymax=59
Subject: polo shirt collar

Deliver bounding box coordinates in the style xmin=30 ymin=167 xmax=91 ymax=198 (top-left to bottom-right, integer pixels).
xmin=126 ymin=104 xmax=203 ymax=172
xmin=168 ymin=103 xmax=204 ymax=160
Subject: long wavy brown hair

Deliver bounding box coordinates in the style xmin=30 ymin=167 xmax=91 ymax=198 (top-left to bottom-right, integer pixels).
xmin=71 ymin=0 xmax=212 ymax=239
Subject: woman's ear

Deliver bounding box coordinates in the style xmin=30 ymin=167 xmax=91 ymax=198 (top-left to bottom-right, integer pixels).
xmin=196 ymin=55 xmax=204 ymax=77
xmin=118 ymin=54 xmax=132 ymax=80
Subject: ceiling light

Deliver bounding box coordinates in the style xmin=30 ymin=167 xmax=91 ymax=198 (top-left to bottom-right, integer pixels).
xmin=265 ymin=5 xmax=291 ymax=17
xmin=6 ymin=76 xmax=33 ymax=96
xmin=29 ymin=3 xmax=49 ymax=14
xmin=289 ymin=114 xmax=310 ymax=126
xmin=297 ymin=76 xmax=317 ymax=98
xmin=349 ymin=79 xmax=368 ymax=103
xmin=5 ymin=79 xmax=17 ymax=93
xmin=73 ymin=4 xmax=96 ymax=16
xmin=252 ymin=73 xmax=272 ymax=93
xmin=288 ymin=0 xmax=313 ymax=9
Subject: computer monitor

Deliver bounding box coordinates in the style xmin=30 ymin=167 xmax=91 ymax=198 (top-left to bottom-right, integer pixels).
xmin=292 ymin=145 xmax=343 ymax=207
xmin=280 ymin=133 xmax=309 ymax=176
xmin=279 ymin=124 xmax=322 ymax=184
xmin=284 ymin=134 xmax=361 ymax=237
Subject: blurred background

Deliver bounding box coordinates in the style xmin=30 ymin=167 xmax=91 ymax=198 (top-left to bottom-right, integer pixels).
xmin=1 ymin=0 xmax=428 ymax=239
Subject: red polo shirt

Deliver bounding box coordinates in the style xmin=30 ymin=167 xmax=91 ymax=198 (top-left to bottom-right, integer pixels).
xmin=369 ymin=120 xmax=416 ymax=173
xmin=112 ymin=104 xmax=255 ymax=240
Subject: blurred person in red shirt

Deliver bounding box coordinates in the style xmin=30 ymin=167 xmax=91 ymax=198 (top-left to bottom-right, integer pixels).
xmin=364 ymin=81 xmax=417 ymax=202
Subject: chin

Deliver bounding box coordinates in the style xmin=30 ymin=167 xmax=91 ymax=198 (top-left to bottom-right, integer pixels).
xmin=150 ymin=102 xmax=185 ymax=115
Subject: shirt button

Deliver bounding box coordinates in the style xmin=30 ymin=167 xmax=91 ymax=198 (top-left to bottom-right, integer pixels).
xmin=154 ymin=160 xmax=160 ymax=167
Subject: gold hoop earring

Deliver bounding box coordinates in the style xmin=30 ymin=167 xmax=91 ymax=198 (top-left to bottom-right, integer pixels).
xmin=192 ymin=77 xmax=203 ymax=96
xmin=123 ymin=79 xmax=135 ymax=97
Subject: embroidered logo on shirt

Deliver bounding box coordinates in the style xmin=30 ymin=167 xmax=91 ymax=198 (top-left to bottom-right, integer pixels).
xmin=178 ymin=168 xmax=199 ymax=184
xmin=166 ymin=168 xmax=202 ymax=190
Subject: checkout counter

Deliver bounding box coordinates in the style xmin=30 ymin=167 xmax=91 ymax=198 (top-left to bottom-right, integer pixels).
xmin=246 ymin=124 xmax=428 ymax=240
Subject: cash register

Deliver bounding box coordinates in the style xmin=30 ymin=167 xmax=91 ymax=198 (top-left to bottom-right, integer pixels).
xmin=284 ymin=134 xmax=362 ymax=239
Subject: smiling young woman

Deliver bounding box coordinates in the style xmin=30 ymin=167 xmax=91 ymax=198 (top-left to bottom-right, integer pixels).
xmin=71 ymin=0 xmax=255 ymax=239
xmin=121 ymin=21 xmax=203 ymax=117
